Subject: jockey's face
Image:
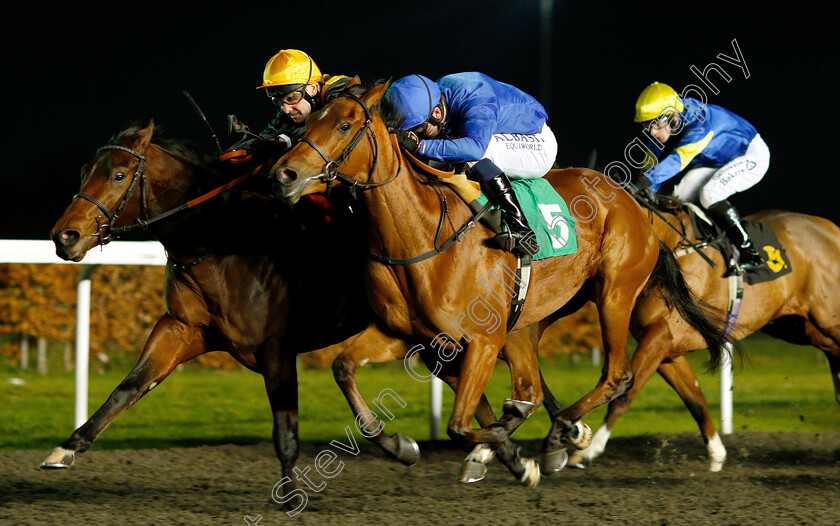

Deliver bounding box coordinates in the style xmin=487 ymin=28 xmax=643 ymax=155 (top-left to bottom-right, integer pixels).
xmin=282 ymin=84 xmax=319 ymax=123
xmin=648 ymin=113 xmax=680 ymax=143
xmin=412 ymin=106 xmax=444 ymax=138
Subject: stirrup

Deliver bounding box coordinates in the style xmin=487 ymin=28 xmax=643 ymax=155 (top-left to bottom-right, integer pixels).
xmin=494 ymin=229 xmax=539 ymax=256
xmin=723 ymin=247 xmax=763 ymax=276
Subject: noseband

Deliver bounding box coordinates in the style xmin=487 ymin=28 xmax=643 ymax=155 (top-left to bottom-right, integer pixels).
xmin=73 ymin=145 xmax=148 ymax=246
xmin=298 ymin=93 xmax=400 ymax=192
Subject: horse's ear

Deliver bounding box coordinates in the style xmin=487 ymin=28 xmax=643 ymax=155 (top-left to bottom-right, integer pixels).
xmin=362 ymin=82 xmax=390 ymax=106
xmin=135 ymin=120 xmax=155 ymax=151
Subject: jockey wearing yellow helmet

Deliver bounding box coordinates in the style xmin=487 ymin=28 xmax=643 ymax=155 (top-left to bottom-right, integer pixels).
xmin=634 ymin=82 xmax=769 ymax=271
xmin=231 ymin=49 xmax=359 ymax=158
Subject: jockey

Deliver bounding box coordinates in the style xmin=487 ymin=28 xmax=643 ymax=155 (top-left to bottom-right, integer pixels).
xmin=634 ymin=82 xmax=769 ymax=271
xmin=229 ymin=49 xmax=360 ymax=159
xmin=383 ymin=73 xmax=558 ymax=256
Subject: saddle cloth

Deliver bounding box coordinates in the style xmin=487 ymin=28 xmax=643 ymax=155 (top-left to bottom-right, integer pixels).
xmin=686 ymin=203 xmax=792 ymax=285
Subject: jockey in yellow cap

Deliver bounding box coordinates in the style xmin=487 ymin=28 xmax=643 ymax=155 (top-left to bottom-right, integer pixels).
xmin=226 ymin=49 xmax=359 ymax=162
xmin=634 ymin=82 xmax=769 ymax=272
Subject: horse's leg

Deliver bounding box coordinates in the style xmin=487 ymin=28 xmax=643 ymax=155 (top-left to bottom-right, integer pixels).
xmin=544 ymin=272 xmax=649 ymax=450
xmin=656 ymin=355 xmax=726 ymax=471
xmin=331 ymin=324 xmax=419 ymax=465
xmin=824 ymin=351 xmax=840 ymax=405
xmin=439 ymin=377 xmax=540 ymax=488
xmin=41 ymin=315 xmax=205 ymax=468
xmin=463 ymin=328 xmax=544 ymax=444
xmin=445 ymin=334 xmax=503 ymax=444
xmin=261 ymin=343 xmax=301 ymax=504
xmin=566 ymin=322 xmax=672 ymax=468
xmin=538 ymin=371 xmax=571 ymax=474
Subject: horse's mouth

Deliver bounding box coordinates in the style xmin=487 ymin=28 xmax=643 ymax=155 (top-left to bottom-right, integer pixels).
xmin=271 ymin=179 xmax=303 ymax=205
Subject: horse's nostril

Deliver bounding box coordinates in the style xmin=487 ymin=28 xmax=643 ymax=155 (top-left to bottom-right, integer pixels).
xmin=280 ymin=169 xmax=298 ymax=184
xmin=56 ymin=230 xmax=80 ymax=247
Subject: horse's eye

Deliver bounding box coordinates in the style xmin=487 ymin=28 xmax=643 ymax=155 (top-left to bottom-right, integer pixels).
xmin=112 ymin=171 xmax=126 ymax=182
xmin=339 ymin=122 xmax=352 ymax=133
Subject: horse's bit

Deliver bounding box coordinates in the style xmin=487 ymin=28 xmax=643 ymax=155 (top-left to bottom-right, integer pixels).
xmin=73 ymin=145 xmax=149 ymax=246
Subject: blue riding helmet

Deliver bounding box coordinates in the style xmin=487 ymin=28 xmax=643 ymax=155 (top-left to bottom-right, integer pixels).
xmin=384 ymin=74 xmax=442 ymax=130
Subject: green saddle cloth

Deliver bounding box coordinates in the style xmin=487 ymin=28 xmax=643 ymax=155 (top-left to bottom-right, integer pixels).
xmin=476 ymin=177 xmax=577 ymax=260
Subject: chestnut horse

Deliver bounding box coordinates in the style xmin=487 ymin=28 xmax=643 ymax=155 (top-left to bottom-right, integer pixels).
xmin=569 ymin=203 xmax=840 ymax=471
xmin=269 ymin=83 xmax=729 ymax=469
xmin=45 ymin=122 xmax=541 ymax=489
xmin=44 ymin=123 xmax=384 ymax=494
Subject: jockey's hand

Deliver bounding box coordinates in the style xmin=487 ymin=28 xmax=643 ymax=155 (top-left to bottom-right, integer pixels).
xmin=633 ymin=175 xmax=657 ymax=202
xmin=390 ymin=128 xmax=420 ymax=154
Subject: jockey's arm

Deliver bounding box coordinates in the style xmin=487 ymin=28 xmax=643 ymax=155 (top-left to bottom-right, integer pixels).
xmin=418 ymin=100 xmax=498 ymax=162
xmin=645 ymin=123 xmax=714 ymax=191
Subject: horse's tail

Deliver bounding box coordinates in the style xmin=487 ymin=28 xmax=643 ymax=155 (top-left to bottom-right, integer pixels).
xmin=642 ymin=241 xmax=732 ymax=371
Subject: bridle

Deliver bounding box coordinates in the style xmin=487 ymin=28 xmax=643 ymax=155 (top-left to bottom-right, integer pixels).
xmin=74 ymin=145 xmax=149 ymax=246
xmin=73 ymin=143 xmax=261 ymax=248
xmin=297 ymin=93 xmax=401 ymax=193
xmin=291 ymin=91 xmax=490 ymax=266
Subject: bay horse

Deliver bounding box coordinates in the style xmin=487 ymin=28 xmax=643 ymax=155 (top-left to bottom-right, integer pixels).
xmin=44 ymin=122 xmax=385 ymax=495
xmin=568 ymin=203 xmax=840 ymax=471
xmin=269 ymin=82 xmax=729 ymax=470
xmin=45 ymin=122 xmax=540 ymax=490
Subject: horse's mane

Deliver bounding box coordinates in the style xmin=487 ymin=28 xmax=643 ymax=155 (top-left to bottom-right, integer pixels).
xmin=107 ymin=123 xmax=217 ymax=171
xmin=106 ymin=123 xmax=360 ymax=256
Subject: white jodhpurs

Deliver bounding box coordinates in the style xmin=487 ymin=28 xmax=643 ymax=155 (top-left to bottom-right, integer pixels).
xmin=471 ymin=123 xmax=558 ymax=179
xmin=672 ymin=134 xmax=770 ymax=208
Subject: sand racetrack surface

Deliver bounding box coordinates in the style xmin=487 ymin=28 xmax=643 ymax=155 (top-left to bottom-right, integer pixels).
xmin=2 ymin=432 xmax=839 ymax=525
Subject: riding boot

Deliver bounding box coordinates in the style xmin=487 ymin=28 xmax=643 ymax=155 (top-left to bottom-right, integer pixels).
xmin=471 ymin=159 xmax=539 ymax=256
xmin=706 ymin=200 xmax=765 ymax=272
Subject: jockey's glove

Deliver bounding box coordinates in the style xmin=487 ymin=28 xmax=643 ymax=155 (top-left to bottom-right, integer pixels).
xmin=632 ymin=174 xmax=657 ymax=202
xmin=391 ymin=128 xmax=420 ymax=154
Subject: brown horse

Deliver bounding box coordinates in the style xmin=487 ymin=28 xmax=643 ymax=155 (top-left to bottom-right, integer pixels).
xmin=44 ymin=122 xmax=387 ymax=495
xmin=269 ymin=82 xmax=729 ymax=471
xmin=568 ymin=203 xmax=840 ymax=471
xmin=44 ymin=122 xmax=542 ymax=491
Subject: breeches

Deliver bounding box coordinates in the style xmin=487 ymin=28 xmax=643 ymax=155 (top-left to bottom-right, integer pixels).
xmin=672 ymin=134 xmax=770 ymax=208
xmin=469 ymin=123 xmax=558 ymax=179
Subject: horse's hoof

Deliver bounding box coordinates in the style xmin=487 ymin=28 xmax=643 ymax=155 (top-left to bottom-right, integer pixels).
xmin=393 ymin=433 xmax=420 ymax=466
xmin=567 ymin=422 xmax=593 ymax=450
xmin=457 ymin=460 xmax=488 ymax=483
xmin=540 ymin=448 xmax=569 ymax=475
xmin=40 ymin=447 xmax=75 ymax=469
xmin=707 ymin=433 xmax=726 ymax=473
xmin=567 ymin=451 xmax=591 ymax=469
xmin=519 ymin=458 xmax=541 ymax=488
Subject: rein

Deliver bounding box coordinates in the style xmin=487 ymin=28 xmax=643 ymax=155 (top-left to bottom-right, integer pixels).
xmin=630 ymin=183 xmax=717 ymax=269
xmin=298 ymin=92 xmax=491 ymax=266
xmin=74 ymin=144 xmax=264 ymax=247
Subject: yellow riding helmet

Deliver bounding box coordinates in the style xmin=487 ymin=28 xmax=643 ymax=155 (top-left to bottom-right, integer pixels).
xmin=634 ymin=82 xmax=685 ymax=122
xmin=257 ymin=49 xmax=323 ymax=91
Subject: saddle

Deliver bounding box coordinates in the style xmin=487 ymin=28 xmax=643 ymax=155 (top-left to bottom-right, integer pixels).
xmin=400 ymin=148 xmax=504 ymax=234
xmin=649 ymin=195 xmax=792 ymax=285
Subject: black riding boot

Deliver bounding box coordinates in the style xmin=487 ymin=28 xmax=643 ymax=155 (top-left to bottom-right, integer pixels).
xmin=707 ymin=200 xmax=764 ymax=271
xmin=471 ymin=159 xmax=539 ymax=256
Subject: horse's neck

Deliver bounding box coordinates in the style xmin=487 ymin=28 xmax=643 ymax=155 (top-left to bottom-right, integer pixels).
xmin=359 ymin=160 xmax=467 ymax=256
xmin=143 ymin=149 xmax=278 ymax=261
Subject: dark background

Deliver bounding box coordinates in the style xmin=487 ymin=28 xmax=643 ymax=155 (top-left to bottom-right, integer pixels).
xmin=1 ymin=1 xmax=835 ymax=240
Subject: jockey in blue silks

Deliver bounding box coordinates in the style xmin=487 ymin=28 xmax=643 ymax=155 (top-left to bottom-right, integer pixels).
xmin=383 ymin=72 xmax=558 ymax=256
xmin=635 ymin=82 xmax=769 ymax=271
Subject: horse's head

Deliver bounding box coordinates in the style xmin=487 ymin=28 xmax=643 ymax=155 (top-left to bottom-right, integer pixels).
xmin=270 ymin=82 xmax=391 ymax=204
xmin=50 ymin=121 xmax=156 ymax=261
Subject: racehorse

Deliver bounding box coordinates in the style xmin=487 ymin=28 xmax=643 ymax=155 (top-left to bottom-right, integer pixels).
xmin=269 ymin=82 xmax=730 ymax=471
xmin=568 ymin=203 xmax=840 ymax=471
xmin=45 ymin=122 xmax=541 ymax=490
xmin=44 ymin=122 xmax=382 ymax=494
